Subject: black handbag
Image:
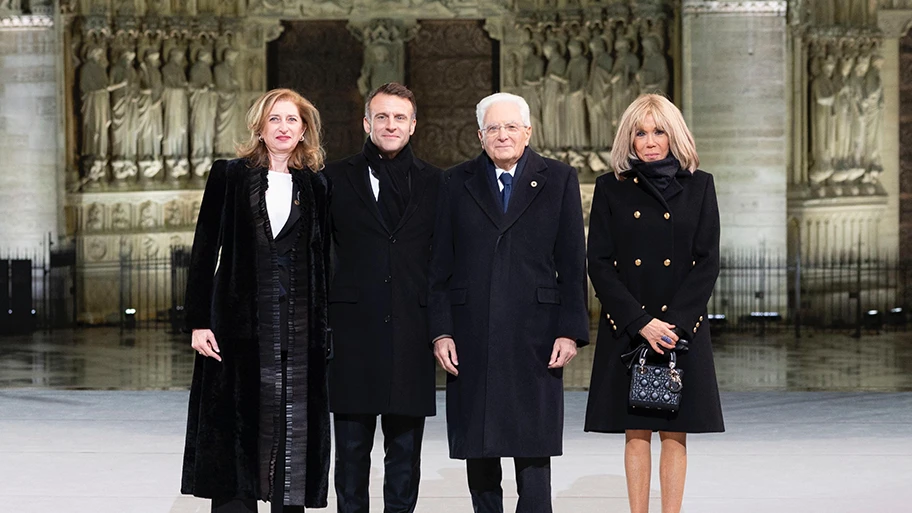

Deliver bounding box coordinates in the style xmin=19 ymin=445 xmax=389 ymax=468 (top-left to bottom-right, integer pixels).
xmin=628 ymin=346 xmax=683 ymax=412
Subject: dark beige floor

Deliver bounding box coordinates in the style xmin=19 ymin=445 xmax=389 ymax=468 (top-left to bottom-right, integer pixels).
xmin=1 ymin=327 xmax=910 ymax=391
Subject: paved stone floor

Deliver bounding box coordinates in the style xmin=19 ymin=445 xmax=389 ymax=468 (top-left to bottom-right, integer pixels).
xmin=0 ymin=328 xmax=910 ymax=512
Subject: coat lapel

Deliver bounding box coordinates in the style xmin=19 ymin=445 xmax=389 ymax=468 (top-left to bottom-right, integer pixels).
xmin=346 ymin=153 xmax=389 ymax=233
xmin=628 ymin=169 xmax=672 ymax=213
xmin=463 ymin=152 xmax=503 ymax=228
xmin=391 ymin=156 xmax=431 ymax=234
xmin=273 ymin=180 xmax=302 ymax=240
xmin=499 ymin=150 xmax=547 ymax=233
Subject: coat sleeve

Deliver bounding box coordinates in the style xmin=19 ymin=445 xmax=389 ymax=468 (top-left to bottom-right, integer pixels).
xmin=554 ymin=167 xmax=590 ymax=346
xmin=587 ymin=175 xmax=652 ymax=338
xmin=184 ymin=159 xmax=228 ymax=331
xmin=318 ymin=172 xmax=334 ymax=358
xmin=427 ymin=170 xmax=454 ymax=341
xmin=664 ymin=173 xmax=721 ymax=339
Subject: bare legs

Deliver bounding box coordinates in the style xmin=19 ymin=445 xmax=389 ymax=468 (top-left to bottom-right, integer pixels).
xmin=624 ymin=430 xmax=687 ymax=513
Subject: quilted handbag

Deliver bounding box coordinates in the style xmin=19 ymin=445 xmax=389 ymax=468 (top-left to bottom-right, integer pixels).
xmin=628 ymin=346 xmax=683 ymax=412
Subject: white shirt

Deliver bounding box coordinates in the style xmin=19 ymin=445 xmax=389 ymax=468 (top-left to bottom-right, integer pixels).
xmin=368 ymin=166 xmax=381 ymax=200
xmin=265 ymin=171 xmax=293 ymax=238
xmin=495 ymin=164 xmax=517 ymax=192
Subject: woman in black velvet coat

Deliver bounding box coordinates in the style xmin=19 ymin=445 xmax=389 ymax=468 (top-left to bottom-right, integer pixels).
xmin=182 ymin=88 xmax=332 ymax=512
xmin=585 ymin=94 xmax=724 ymax=513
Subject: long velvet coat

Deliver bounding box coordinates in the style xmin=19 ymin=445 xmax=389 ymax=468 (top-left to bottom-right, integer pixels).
xmin=427 ymin=149 xmax=589 ymax=459
xmin=584 ymin=167 xmax=725 ymax=433
xmin=324 ymin=152 xmax=442 ymax=417
xmin=181 ymin=158 xmax=332 ymax=507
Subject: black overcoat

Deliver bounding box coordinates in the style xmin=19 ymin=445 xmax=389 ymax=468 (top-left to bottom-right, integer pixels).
xmin=428 ymin=149 xmax=589 ymax=459
xmin=324 ymin=152 xmax=442 ymax=417
xmin=181 ymin=158 xmax=332 ymax=506
xmin=584 ymin=167 xmax=725 ymax=433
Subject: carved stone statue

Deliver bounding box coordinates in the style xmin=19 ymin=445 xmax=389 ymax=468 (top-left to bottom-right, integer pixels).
xmin=610 ymin=37 xmax=640 ymax=138
xmin=357 ymin=42 xmax=399 ymax=97
xmin=541 ymin=40 xmax=568 ymax=149
xmin=564 ymin=39 xmax=589 ymax=148
xmin=847 ymin=55 xmax=870 ymax=178
xmin=189 ymin=48 xmax=218 ymax=180
xmin=520 ymin=42 xmax=546 ymax=150
xmin=137 ymin=49 xmax=164 ymax=183
xmin=161 ymin=48 xmax=190 ymax=182
xmin=139 ymin=201 xmax=156 ymax=228
xmin=86 ymin=203 xmax=103 ymax=231
xmin=112 ymin=203 xmax=130 ymax=230
xmin=79 ymin=45 xmax=112 ymax=186
xmin=214 ymin=48 xmax=243 ymax=159
xmin=637 ymin=36 xmax=668 ymax=95
xmin=831 ymin=54 xmax=855 ymax=176
xmin=862 ymin=53 xmax=884 ymax=176
xmin=109 ymin=49 xmax=140 ymax=185
xmin=809 ymin=55 xmax=837 ymax=184
xmin=587 ymin=35 xmax=614 ymax=149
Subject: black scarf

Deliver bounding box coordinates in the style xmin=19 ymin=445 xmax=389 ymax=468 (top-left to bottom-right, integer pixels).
xmin=363 ymin=138 xmax=415 ymax=229
xmin=630 ymin=155 xmax=682 ymax=191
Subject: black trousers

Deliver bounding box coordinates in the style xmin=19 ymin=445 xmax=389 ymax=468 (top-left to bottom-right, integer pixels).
xmin=333 ymin=413 xmax=426 ymax=513
xmin=466 ymin=457 xmax=552 ymax=513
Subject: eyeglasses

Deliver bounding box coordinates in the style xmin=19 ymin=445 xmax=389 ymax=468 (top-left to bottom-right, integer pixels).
xmin=480 ymin=123 xmax=527 ymax=137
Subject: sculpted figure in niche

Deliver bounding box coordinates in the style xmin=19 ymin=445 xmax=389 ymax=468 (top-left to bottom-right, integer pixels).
xmin=137 ymin=49 xmax=164 ymax=183
xmin=847 ymin=55 xmax=870 ymax=178
xmin=161 ymin=48 xmax=190 ymax=182
xmin=86 ymin=204 xmax=103 ymax=231
xmin=189 ymin=48 xmax=218 ymax=180
xmin=587 ymin=35 xmax=614 ymax=148
xmin=541 ymin=40 xmax=568 ymax=148
xmin=809 ymin=55 xmax=837 ymax=183
xmin=610 ymin=37 xmax=640 ymax=137
xmin=637 ymin=36 xmax=669 ymax=95
xmin=112 ymin=203 xmax=130 ymax=230
xmin=357 ymin=43 xmax=399 ymax=98
xmin=79 ymin=45 xmax=112 ymax=185
xmin=165 ymin=201 xmax=182 ymax=226
xmin=520 ymin=42 xmax=546 ymax=150
xmin=139 ymin=202 xmax=156 ymax=228
xmin=214 ymin=48 xmax=243 ymax=159
xmin=564 ymin=39 xmax=590 ymax=148
xmin=109 ymin=49 xmax=140 ymax=185
xmin=831 ymin=54 xmax=855 ymax=174
xmin=862 ymin=53 xmax=884 ymax=177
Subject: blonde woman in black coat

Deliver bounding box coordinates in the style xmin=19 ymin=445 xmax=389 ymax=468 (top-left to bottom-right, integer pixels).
xmin=182 ymin=89 xmax=332 ymax=513
xmin=585 ymin=94 xmax=724 ymax=513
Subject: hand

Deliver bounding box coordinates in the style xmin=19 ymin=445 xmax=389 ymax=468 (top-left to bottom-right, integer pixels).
xmin=548 ymin=337 xmax=577 ymax=369
xmin=638 ymin=319 xmax=678 ymax=355
xmin=433 ymin=337 xmax=459 ymax=376
xmin=191 ymin=329 xmax=222 ymax=362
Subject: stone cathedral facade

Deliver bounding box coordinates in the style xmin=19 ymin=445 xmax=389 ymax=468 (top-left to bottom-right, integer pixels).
xmin=1 ymin=0 xmax=911 ymax=322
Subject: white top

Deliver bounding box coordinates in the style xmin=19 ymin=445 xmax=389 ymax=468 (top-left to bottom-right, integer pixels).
xmin=266 ymin=171 xmax=293 ymax=238
xmin=495 ymin=164 xmax=517 ymax=192
xmin=368 ymin=166 xmax=381 ymax=200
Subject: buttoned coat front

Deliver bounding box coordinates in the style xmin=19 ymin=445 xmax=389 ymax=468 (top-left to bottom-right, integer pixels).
xmin=428 ymin=149 xmax=589 ymax=459
xmin=584 ymin=167 xmax=725 ymax=433
xmin=324 ymin=153 xmax=442 ymax=417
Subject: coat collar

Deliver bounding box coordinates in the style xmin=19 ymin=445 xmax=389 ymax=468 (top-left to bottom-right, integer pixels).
xmin=623 ymin=166 xmax=691 ymax=211
xmin=344 ymin=151 xmax=431 ymax=235
xmin=464 ymin=148 xmax=547 ymax=233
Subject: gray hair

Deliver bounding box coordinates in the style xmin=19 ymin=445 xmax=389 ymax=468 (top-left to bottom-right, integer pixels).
xmin=475 ymin=92 xmax=532 ymax=129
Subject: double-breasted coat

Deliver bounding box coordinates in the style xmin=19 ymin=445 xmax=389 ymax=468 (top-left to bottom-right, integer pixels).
xmin=181 ymin=158 xmax=332 ymax=507
xmin=324 ymin=153 xmax=442 ymax=417
xmin=584 ymin=166 xmax=725 ymax=433
xmin=428 ymin=149 xmax=589 ymax=459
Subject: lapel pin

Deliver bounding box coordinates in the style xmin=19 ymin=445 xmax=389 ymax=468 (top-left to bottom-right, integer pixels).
xmin=294 ymin=200 xmax=300 ymax=205
xmin=531 ymin=181 xmax=538 ymax=187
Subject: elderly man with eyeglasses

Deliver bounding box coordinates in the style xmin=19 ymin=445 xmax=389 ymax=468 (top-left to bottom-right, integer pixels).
xmin=427 ymin=92 xmax=589 ymax=513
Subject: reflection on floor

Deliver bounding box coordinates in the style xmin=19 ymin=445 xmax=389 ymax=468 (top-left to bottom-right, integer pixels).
xmin=1 ymin=389 xmax=909 ymax=513
xmin=1 ymin=327 xmax=910 ymax=391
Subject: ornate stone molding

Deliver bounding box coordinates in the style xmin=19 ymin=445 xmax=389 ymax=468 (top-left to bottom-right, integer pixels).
xmin=0 ymin=15 xmax=54 ymax=29
xmin=878 ymin=9 xmax=912 ymax=38
xmin=683 ymin=1 xmax=786 ymax=16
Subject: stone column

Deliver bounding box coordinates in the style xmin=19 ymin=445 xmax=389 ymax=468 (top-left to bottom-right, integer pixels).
xmin=682 ymin=0 xmax=789 ymax=253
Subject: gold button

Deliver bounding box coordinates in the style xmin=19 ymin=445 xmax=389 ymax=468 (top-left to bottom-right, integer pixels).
xmin=613 ymin=325 xmax=618 ymax=331
xmin=664 ymin=212 xmax=670 ymax=220
xmin=661 ymin=305 xmax=668 ymax=312
xmin=635 ymin=259 xmax=642 ymax=266
xmin=634 ymin=211 xmax=641 ymax=219
xmin=664 ymin=259 xmax=671 ymax=267
xmin=605 ymin=313 xmax=611 ymax=320
xmin=641 ymin=305 xmax=645 ymax=309
xmin=693 ymin=327 xmax=698 ymax=333
xmin=613 ymin=260 xmax=617 ymax=267
xmin=699 ymin=315 xmax=704 ymax=321
xmin=695 ymin=322 xmax=701 ymax=328
xmin=633 ymin=177 xmax=639 ymax=184
xmin=692 ymin=260 xmax=696 ymax=267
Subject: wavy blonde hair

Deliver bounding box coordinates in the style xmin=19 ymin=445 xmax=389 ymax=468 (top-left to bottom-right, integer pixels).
xmin=610 ymin=94 xmax=699 ymax=179
xmin=237 ymin=88 xmax=325 ymax=171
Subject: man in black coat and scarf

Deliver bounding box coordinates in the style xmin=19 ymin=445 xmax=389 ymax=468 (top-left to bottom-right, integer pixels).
xmin=428 ymin=92 xmax=589 ymax=513
xmin=323 ymin=83 xmax=442 ymax=513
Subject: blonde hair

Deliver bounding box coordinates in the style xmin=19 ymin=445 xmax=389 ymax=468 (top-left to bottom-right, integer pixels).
xmin=237 ymin=88 xmax=325 ymax=171
xmin=610 ymin=94 xmax=699 ymax=178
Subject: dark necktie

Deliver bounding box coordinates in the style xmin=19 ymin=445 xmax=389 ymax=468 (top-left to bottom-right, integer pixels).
xmin=499 ymin=172 xmax=513 ymax=213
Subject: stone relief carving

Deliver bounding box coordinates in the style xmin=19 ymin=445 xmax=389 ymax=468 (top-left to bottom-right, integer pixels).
xmin=161 ymin=46 xmax=190 ymax=182
xmin=109 ymin=47 xmax=140 ymax=185
xmin=137 ymin=47 xmax=164 ymax=182
xmin=79 ymin=44 xmax=112 ymax=188
xmin=188 ymin=45 xmax=217 ymax=181
xmin=349 ymin=19 xmax=419 ymax=98
xmin=214 ymin=48 xmax=243 ymax=159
